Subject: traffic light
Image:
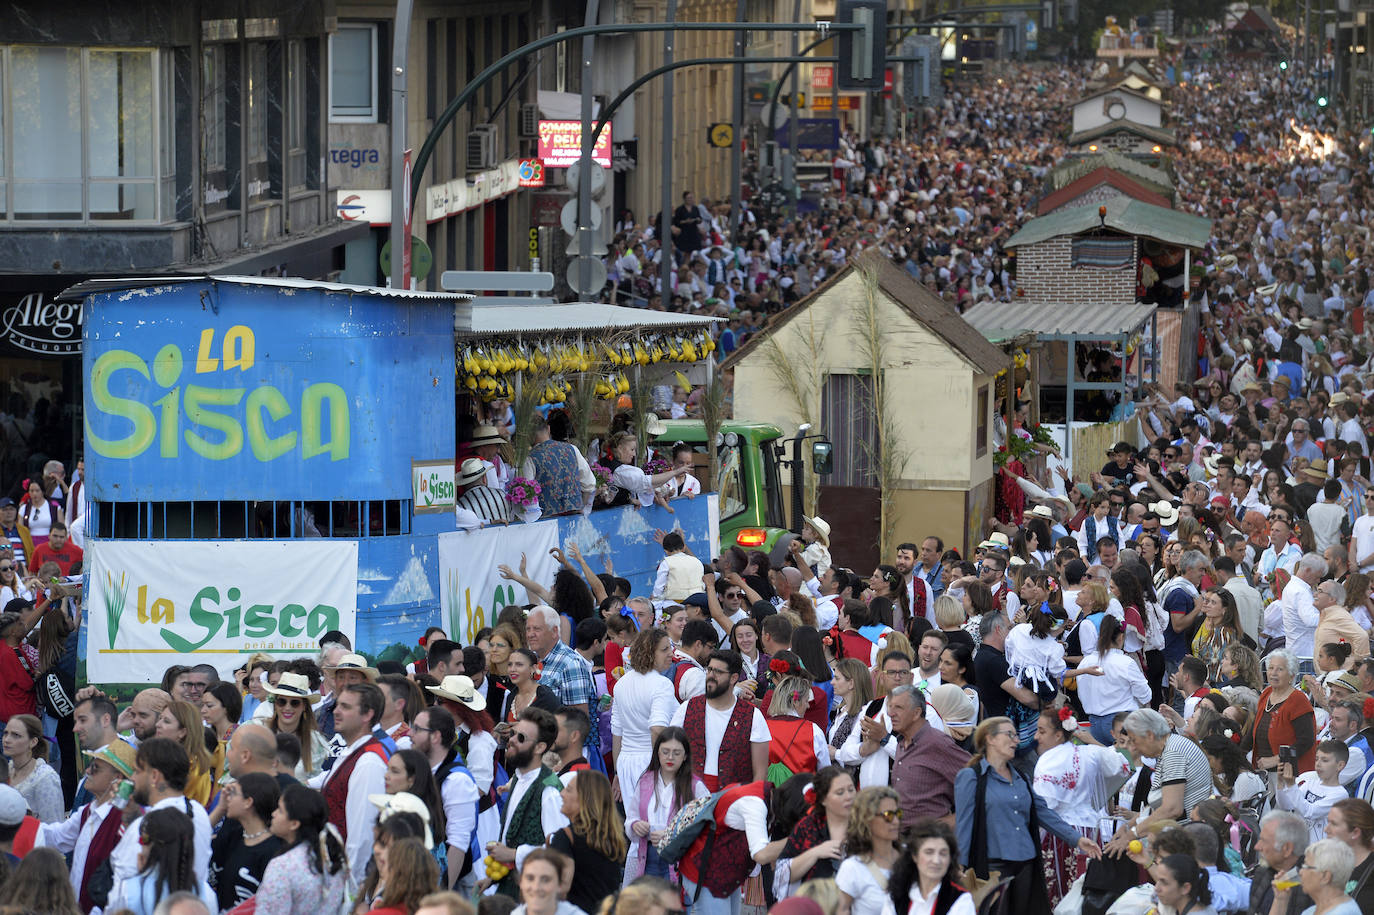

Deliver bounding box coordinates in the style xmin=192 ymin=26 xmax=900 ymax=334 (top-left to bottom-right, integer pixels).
xmin=1279 ymin=59 xmax=1289 ymax=71
xmin=836 ymin=0 xmax=887 ymax=90
xmin=1318 ymin=95 xmax=1329 ymax=107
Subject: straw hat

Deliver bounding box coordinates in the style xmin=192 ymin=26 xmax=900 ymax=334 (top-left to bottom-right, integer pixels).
xmin=469 ymin=424 xmax=507 ymax=447
xmin=1151 ymin=500 xmax=1180 ymax=526
xmin=1302 ymin=465 xmax=1330 ymax=481
xmin=84 ymin=740 xmax=137 ymax=779
xmin=645 ymin=413 xmax=668 ymax=436
xmin=368 ymin=793 xmax=434 ymax=848
xmin=1330 ymin=392 xmax=1352 ymax=406
xmin=1216 ymin=254 xmax=1238 ymax=271
xmin=1257 ymin=283 xmax=1279 ymax=296
xmin=427 ymin=675 xmax=486 ymax=710
xmin=264 ymin=671 xmax=321 ymax=703
xmin=1027 ymin=504 xmax=1057 ymax=521
xmin=324 ymin=653 xmax=378 ymax=682
xmin=802 ymin=516 xmax=831 ymax=546
xmin=456 ymin=457 xmax=487 ymax=487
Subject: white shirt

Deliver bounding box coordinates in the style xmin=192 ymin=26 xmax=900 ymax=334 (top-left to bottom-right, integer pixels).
xmin=1280 ymin=575 xmax=1321 ymax=660
xmin=1307 ymin=501 xmax=1346 ymax=553
xmin=903 ymin=881 xmax=975 ymax=915
xmin=835 ymin=698 xmax=947 ymax=788
xmin=460 ymin=728 xmax=498 ymax=794
xmin=309 ymin=733 xmax=387 ymax=878
xmin=110 ymin=794 xmax=212 ymax=897
xmin=436 ymin=763 xmax=481 ymax=857
xmin=504 ymin=766 xmax=570 ymax=869
xmin=675 ymin=659 xmax=707 ymax=702
xmin=37 ymin=799 xmax=116 ymax=900
xmin=835 ymin=856 xmax=892 ymax=915
xmin=1353 ymin=513 xmax=1374 ymax=572
xmin=669 ymin=698 xmax=771 ymax=777
xmin=611 ymin=669 xmax=678 ymax=756
xmin=815 ymin=594 xmax=843 ymax=631
xmin=1277 ymin=772 xmax=1349 ymax=844
xmin=1222 ymin=576 xmax=1264 ymax=646
xmin=1077 ymin=649 xmax=1151 ymax=717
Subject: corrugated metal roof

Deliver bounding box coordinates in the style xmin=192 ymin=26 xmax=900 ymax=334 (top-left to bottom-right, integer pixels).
xmin=962 ymin=299 xmax=1157 ymax=339
xmin=462 ymin=302 xmax=719 ymax=336
xmin=1048 ymin=151 xmax=1174 ymax=193
xmin=60 ymin=275 xmax=471 ymax=302
xmin=1004 ymin=197 xmax=1212 ymax=250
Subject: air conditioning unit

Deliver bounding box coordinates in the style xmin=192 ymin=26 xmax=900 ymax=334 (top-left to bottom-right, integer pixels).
xmin=519 ymin=103 xmax=540 ymax=139
xmin=467 ymin=125 xmax=497 ymax=171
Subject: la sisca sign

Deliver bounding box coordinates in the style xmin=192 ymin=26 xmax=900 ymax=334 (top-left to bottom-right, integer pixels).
xmin=2 ymin=291 xmax=84 ymax=355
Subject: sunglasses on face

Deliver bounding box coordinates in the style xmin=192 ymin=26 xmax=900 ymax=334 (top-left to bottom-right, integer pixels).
xmin=510 ymin=731 xmax=533 ymax=745
xmin=876 ymin=809 xmax=902 ymax=822
xmin=278 ymin=698 xmax=304 ymax=708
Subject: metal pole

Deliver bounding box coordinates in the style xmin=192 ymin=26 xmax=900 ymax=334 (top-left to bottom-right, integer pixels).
xmin=389 ymin=0 xmax=415 ymax=291
xmin=730 ymin=0 xmax=746 ymax=242
xmin=576 ymin=0 xmax=601 ymax=298
xmin=788 ymin=0 xmax=801 ymax=215
xmin=661 ymin=0 xmax=678 ymax=312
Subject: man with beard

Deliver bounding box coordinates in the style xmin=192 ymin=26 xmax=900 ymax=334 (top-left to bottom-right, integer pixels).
xmin=485 ymin=708 xmax=568 ymax=898
xmin=894 ymin=542 xmax=934 ymax=627
xmin=108 ymin=738 xmax=212 ymax=895
xmin=670 ymin=649 xmax=770 ymax=791
xmin=411 ymin=706 xmax=482 ymax=890
xmin=551 ymin=707 xmax=592 ymax=780
xmin=311 ymin=682 xmax=388 ymax=878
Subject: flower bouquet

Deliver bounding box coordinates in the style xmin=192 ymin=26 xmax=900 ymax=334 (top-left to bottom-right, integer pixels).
xmin=590 ymin=463 xmax=612 ymax=487
xmin=507 ymin=477 xmax=543 ymax=522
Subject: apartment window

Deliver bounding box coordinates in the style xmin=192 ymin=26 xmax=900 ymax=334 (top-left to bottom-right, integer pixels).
xmin=329 ymin=24 xmax=378 ymax=121
xmin=5 ymin=46 xmax=173 ymax=222
xmin=287 ymin=40 xmax=307 ymax=189
xmin=246 ymin=43 xmax=268 ymax=165
xmin=203 ymin=45 xmax=226 ymax=171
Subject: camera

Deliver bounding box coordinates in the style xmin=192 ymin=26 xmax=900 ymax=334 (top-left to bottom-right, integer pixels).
xmin=1279 ymin=745 xmax=1297 ymax=767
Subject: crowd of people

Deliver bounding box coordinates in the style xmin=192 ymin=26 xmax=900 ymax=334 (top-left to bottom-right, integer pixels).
xmin=3 ymin=22 xmax=1374 ymax=915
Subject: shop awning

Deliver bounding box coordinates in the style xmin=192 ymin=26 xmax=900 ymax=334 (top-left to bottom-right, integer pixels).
xmin=458 ymin=302 xmax=719 ymax=336
xmin=961 ymin=299 xmax=1157 ymax=342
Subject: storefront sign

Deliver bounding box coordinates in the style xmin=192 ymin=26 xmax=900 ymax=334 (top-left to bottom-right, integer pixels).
xmin=327 ymin=124 xmax=390 ymax=188
xmin=2 ymin=289 xmax=84 ymax=355
xmin=812 ymin=65 xmax=834 ymax=89
xmin=518 ymin=159 xmax=546 ymax=187
xmin=412 ymin=459 xmax=456 ymax=512
xmin=532 ymin=193 xmax=567 ymax=227
xmin=811 ymin=95 xmax=862 ymax=111
xmin=536 ymin=120 xmax=612 ymax=168
xmin=86 ymin=539 xmax=358 ymax=683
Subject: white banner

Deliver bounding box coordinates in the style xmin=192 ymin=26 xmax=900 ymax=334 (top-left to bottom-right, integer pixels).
xmin=86 ymin=540 xmax=358 ymax=684
xmin=438 ymin=521 xmax=560 ymax=644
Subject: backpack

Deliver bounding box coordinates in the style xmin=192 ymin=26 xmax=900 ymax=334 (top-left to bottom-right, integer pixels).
xmin=655 ymin=790 xmax=724 ymax=864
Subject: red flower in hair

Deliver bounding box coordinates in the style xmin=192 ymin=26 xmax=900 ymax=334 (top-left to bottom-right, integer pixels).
xmin=418 ymin=636 xmax=429 ymax=648
xmin=804 ymin=787 xmax=817 ymax=807
xmin=822 ymin=635 xmax=834 ymax=647
xmin=1057 ymin=707 xmax=1074 ymax=722
xmin=769 ymin=658 xmax=790 ymax=674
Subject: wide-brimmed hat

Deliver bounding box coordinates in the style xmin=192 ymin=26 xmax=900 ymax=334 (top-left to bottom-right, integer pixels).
xmin=1328 ymin=670 xmax=1362 ymax=694
xmin=368 ymin=792 xmax=434 ymax=848
xmin=1241 ymin=381 xmax=1262 ymax=394
xmin=1216 ymin=254 xmax=1238 ymax=271
xmin=1151 ymin=500 xmax=1180 ymax=526
xmin=469 ymin=424 xmax=507 ymax=447
xmin=1273 ymin=375 xmax=1292 ymax=388
xmin=324 ymin=653 xmax=378 ymax=682
xmin=84 ymin=740 xmax=137 ymax=779
xmin=1330 ymin=392 xmax=1351 ymax=406
xmin=264 ymin=672 xmax=320 ymax=703
xmin=645 ymin=413 xmax=668 ymax=436
xmin=1302 ymin=465 xmax=1330 ymax=480
xmin=427 ymin=675 xmax=485 ymax=710
xmin=456 ymin=457 xmax=487 ymax=487
xmin=1027 ymin=504 xmax=1057 ymax=521
xmin=802 ymin=516 xmax=831 ymax=546
xmin=1257 ymin=282 xmax=1278 ymax=296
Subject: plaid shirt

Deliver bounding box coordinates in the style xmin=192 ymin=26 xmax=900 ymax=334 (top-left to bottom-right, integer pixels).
xmin=539 ymin=641 xmax=597 ymax=710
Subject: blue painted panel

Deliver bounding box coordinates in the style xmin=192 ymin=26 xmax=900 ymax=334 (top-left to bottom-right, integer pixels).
xmin=83 ymin=280 xmax=455 ymax=502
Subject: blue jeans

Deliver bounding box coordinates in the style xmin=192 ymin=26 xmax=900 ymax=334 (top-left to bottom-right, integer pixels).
xmin=683 ymin=879 xmax=740 ymax=915
xmin=644 ymin=845 xmax=669 ymax=879
xmin=1089 ymin=713 xmax=1117 ymax=746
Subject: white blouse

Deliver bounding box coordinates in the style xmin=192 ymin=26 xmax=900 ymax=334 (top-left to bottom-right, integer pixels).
xmin=1005 ymin=623 xmax=1066 ymax=695
xmin=1032 ymin=742 xmax=1132 ymax=829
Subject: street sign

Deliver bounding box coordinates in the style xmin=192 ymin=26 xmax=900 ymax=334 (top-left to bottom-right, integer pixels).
xmin=567 ymin=256 xmax=607 ymax=297
xmin=565 ymin=160 xmax=607 ymax=198
xmin=708 ymin=123 xmax=734 ymax=148
xmin=559 ymin=200 xmax=603 ymax=236
xmin=380 ymin=236 xmax=433 ymax=281
xmin=772 ymin=118 xmax=841 ymax=150
xmin=812 ymin=65 xmax=834 ymax=89
xmin=812 ymin=95 xmax=862 ymax=111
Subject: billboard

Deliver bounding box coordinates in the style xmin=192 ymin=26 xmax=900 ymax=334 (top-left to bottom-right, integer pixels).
xmin=86 ymin=540 xmax=358 ymax=683
xmin=537 ymin=120 xmax=612 ymax=168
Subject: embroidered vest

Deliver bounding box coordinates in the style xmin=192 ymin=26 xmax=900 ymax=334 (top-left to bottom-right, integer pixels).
xmin=677 ymin=781 xmax=766 ymax=896
xmin=322 ymin=738 xmax=388 ymax=838
xmin=911 ymin=577 xmax=928 ymax=627
xmin=529 ymin=440 xmax=582 ymax=515
xmin=77 ymin=804 xmax=126 ymax=912
xmin=496 ymin=767 xmax=563 ymax=897
xmin=683 ymin=696 xmax=754 ymax=789
xmin=1083 ymin=514 xmax=1120 ymax=563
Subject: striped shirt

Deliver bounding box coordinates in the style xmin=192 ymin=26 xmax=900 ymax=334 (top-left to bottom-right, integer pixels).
xmin=1152 ymin=733 xmax=1215 ymax=816
xmin=455 ymin=485 xmax=511 ymax=524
